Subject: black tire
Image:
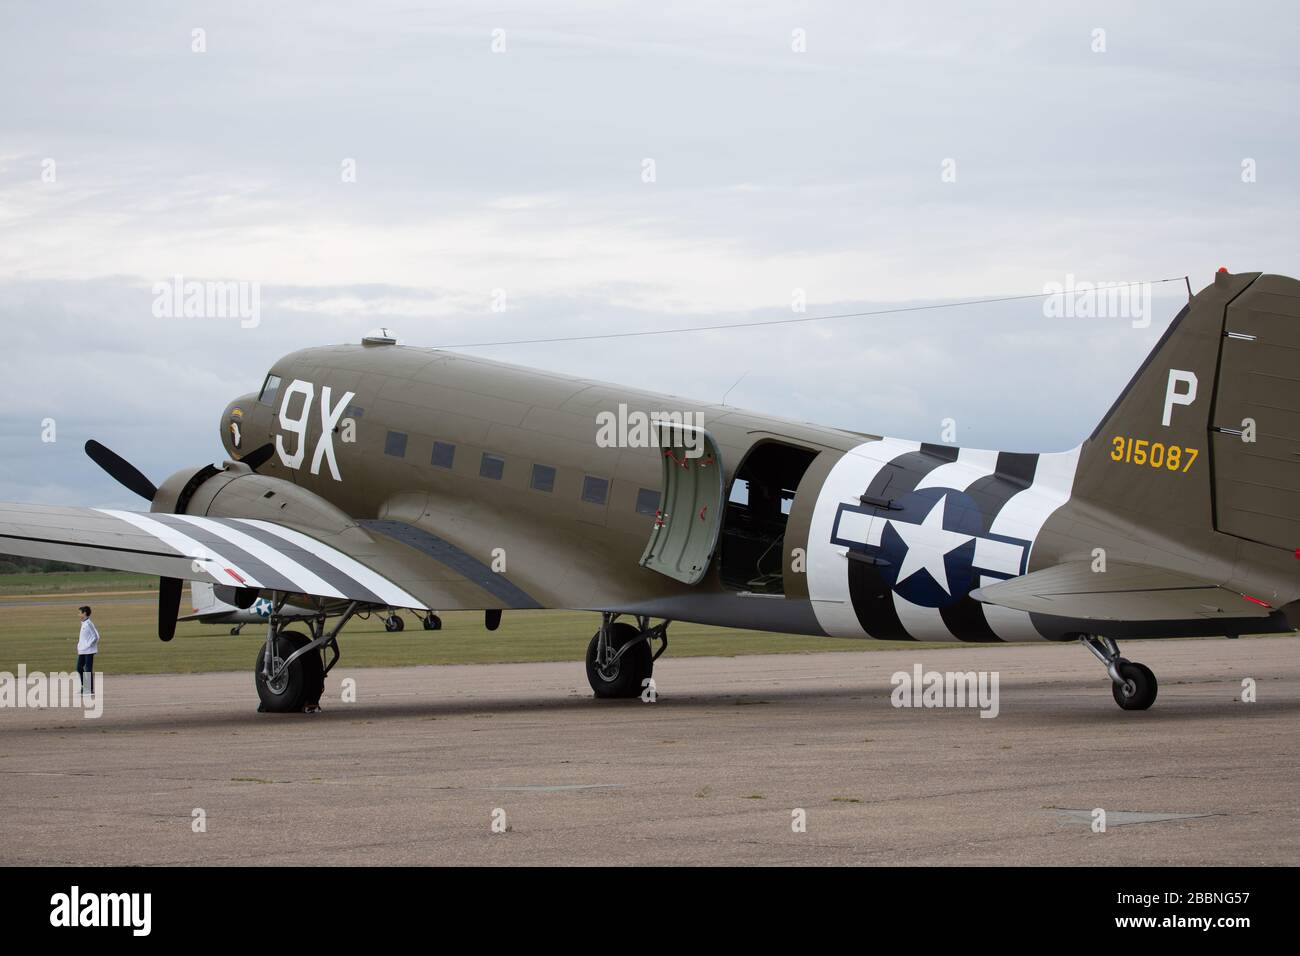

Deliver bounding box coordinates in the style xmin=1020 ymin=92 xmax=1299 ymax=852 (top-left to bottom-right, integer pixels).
xmin=254 ymin=628 xmax=323 ymax=713
xmin=385 ymin=615 xmax=405 ymax=632
xmin=423 ymin=614 xmax=442 ymax=631
xmin=283 ymin=629 xmax=325 ymax=707
xmin=1111 ymin=660 xmax=1157 ymax=711
xmin=585 ymin=622 xmax=653 ymax=699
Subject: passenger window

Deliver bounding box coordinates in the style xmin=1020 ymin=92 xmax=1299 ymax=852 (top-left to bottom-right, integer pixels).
xmin=431 ymin=441 xmax=455 ymax=469
xmin=635 ymin=488 xmax=661 ymax=515
xmin=582 ymin=475 xmax=609 ymax=505
xmin=384 ymin=431 xmax=407 ymax=458
xmin=480 ymin=453 xmax=505 ymax=480
xmin=531 ymin=464 xmax=556 ymax=492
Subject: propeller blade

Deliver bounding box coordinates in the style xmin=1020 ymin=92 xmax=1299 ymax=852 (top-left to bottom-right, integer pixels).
xmin=239 ymin=442 xmax=276 ymax=472
xmin=85 ymin=440 xmax=158 ymax=502
xmin=158 ymin=577 xmax=182 ymax=642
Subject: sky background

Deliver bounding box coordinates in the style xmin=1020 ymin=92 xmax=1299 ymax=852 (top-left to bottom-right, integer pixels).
xmin=1 ymin=0 xmax=1297 ymax=508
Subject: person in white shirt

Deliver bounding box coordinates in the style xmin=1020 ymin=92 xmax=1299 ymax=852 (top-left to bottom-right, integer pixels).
xmin=76 ymin=605 xmax=100 ymax=695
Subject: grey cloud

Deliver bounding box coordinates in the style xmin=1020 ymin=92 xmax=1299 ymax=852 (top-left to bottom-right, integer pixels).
xmin=0 ymin=2 xmax=1294 ymax=504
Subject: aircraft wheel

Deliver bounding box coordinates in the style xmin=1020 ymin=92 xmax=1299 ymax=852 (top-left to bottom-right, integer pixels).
xmin=586 ymin=622 xmax=652 ymax=699
xmin=1111 ymin=660 xmax=1157 ymax=711
xmin=283 ymin=629 xmax=325 ymax=707
xmin=423 ymin=613 xmax=442 ymax=631
xmin=255 ymin=628 xmax=322 ymax=712
xmin=385 ymin=614 xmax=405 ymax=633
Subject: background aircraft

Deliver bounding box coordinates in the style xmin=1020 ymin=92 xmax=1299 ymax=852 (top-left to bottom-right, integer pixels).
xmin=183 ymin=580 xmax=437 ymax=635
xmin=1 ymin=270 xmax=1296 ymax=712
xmin=182 ymin=581 xmax=316 ymax=635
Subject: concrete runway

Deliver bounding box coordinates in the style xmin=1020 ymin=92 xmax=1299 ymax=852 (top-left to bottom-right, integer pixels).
xmin=1 ymin=637 xmax=1297 ymax=865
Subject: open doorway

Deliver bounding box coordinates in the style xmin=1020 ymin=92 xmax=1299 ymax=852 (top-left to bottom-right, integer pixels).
xmin=720 ymin=441 xmax=818 ymax=594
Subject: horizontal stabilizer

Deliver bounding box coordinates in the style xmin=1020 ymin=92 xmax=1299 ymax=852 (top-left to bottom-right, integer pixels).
xmin=970 ymin=561 xmax=1274 ymax=622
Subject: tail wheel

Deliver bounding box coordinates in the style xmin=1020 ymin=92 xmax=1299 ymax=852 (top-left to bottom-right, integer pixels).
xmin=585 ymin=622 xmax=652 ymax=699
xmin=255 ymin=627 xmax=324 ymax=713
xmin=1111 ymin=660 xmax=1158 ymax=711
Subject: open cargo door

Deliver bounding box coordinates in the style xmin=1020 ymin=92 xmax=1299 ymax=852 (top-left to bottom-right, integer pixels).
xmin=639 ymin=424 xmax=724 ymax=585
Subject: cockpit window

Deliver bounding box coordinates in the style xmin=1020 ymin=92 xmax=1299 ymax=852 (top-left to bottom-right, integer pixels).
xmin=258 ymin=373 xmax=282 ymax=406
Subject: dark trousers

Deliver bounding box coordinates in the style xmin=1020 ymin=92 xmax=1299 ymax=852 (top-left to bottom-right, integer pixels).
xmin=76 ymin=654 xmax=95 ymax=693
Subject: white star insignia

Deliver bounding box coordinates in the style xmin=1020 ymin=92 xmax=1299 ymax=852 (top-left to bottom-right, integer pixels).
xmin=887 ymin=494 xmax=974 ymax=595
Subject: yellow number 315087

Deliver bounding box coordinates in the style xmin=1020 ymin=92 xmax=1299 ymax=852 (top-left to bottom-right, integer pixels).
xmin=1110 ymin=436 xmax=1198 ymax=472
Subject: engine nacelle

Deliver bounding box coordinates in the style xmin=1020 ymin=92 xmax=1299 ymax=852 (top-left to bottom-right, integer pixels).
xmin=150 ymin=463 xmax=231 ymax=516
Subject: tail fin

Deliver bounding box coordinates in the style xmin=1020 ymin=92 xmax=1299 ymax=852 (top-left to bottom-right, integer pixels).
xmin=1075 ymin=270 xmax=1300 ymax=553
xmin=189 ymin=580 xmax=219 ymax=615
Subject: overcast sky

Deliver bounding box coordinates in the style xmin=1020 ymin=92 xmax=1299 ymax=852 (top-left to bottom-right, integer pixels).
xmin=1 ymin=1 xmax=1297 ymax=508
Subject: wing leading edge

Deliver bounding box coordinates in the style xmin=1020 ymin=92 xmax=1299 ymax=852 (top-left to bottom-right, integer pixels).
xmin=0 ymin=503 xmax=443 ymax=610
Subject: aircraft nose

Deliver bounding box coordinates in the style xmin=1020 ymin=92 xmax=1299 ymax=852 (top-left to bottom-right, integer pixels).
xmin=221 ymin=394 xmax=258 ymax=460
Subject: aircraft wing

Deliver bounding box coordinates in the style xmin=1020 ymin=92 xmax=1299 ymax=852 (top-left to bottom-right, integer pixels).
xmin=969 ymin=561 xmax=1275 ymax=622
xmin=0 ymin=502 xmax=527 ymax=612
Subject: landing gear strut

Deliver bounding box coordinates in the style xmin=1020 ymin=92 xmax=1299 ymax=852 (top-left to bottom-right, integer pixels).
xmin=1080 ymin=634 xmax=1158 ymax=711
xmin=585 ymin=613 xmax=668 ymax=699
xmin=255 ymin=596 xmax=355 ymax=713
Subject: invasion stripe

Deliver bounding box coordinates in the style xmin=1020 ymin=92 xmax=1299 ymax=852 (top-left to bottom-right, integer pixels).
xmin=147 ymin=513 xmax=309 ymax=595
xmin=899 ymin=447 xmax=1004 ymax=641
xmin=361 ymin=520 xmax=543 ymax=609
xmin=938 ymin=451 xmax=1041 ymax=642
xmin=807 ymin=438 xmax=920 ymax=639
xmin=96 ymin=510 xmax=264 ymax=588
xmin=848 ymin=446 xmax=960 ymax=640
xmin=918 ymin=442 xmax=960 ymax=463
xmin=233 ymin=519 xmax=427 ymax=610
xmin=169 ymin=515 xmax=348 ymax=600
xmin=914 ymin=447 xmax=999 ymax=493
xmin=979 ymin=446 xmax=1083 ymax=642
xmin=207 ymin=517 xmax=382 ymax=605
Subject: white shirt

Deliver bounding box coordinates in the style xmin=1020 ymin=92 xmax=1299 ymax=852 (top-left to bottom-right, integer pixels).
xmin=77 ymin=619 xmax=100 ymax=655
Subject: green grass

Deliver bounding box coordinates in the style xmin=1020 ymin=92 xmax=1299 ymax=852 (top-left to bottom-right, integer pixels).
xmin=0 ymin=571 xmax=956 ymax=675
xmin=0 ymin=570 xmax=157 ymax=596
xmin=3 ymin=571 xmax=1290 ymax=676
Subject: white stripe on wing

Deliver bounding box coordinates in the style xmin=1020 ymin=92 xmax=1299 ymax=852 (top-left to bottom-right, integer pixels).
xmin=232 ymin=519 xmax=427 ymax=610
xmin=170 ymin=515 xmax=347 ymax=600
xmin=96 ymin=509 xmax=264 ymax=588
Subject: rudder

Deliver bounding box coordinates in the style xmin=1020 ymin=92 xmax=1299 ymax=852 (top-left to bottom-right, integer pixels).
xmin=1208 ymin=273 xmax=1300 ymax=551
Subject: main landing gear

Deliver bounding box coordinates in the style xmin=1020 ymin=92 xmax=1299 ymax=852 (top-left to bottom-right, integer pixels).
xmin=255 ymin=597 xmax=357 ymax=714
xmin=1080 ymin=634 xmax=1158 ymax=711
xmin=585 ymin=613 xmax=669 ymax=699
xmin=381 ymin=609 xmax=442 ymax=632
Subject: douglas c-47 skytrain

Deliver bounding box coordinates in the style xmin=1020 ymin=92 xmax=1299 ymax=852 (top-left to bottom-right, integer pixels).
xmin=2 ymin=269 xmax=1297 ymax=712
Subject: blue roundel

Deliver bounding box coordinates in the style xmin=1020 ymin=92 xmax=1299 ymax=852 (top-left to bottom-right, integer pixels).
xmin=874 ymin=486 xmax=984 ymax=608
